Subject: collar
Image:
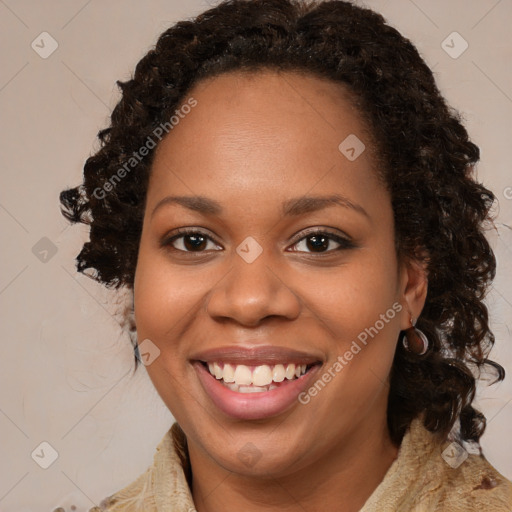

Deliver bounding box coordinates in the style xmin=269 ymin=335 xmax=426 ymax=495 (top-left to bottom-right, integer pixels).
xmin=96 ymin=416 xmax=512 ymax=511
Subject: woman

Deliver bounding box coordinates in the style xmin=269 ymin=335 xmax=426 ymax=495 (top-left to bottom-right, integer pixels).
xmin=59 ymin=0 xmax=512 ymax=510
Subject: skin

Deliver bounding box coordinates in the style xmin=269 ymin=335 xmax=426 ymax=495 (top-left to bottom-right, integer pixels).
xmin=133 ymin=69 xmax=428 ymax=512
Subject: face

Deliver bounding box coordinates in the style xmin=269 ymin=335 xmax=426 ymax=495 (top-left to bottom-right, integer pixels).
xmin=133 ymin=69 xmax=426 ymax=477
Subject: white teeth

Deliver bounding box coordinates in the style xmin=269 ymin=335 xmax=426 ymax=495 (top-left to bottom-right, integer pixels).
xmin=233 ymin=364 xmax=252 ymax=386
xmin=213 ymin=362 xmax=223 ymax=380
xmin=205 ymin=361 xmax=311 ymax=388
xmin=272 ymin=364 xmax=285 ymax=382
xmin=231 ymin=383 xmax=279 ymax=393
xmin=252 ymin=365 xmax=273 ymax=386
xmin=239 ymin=385 xmax=267 ymax=393
xmin=223 ymin=363 xmax=235 ymax=383
xmin=285 ymin=364 xmax=296 ymax=380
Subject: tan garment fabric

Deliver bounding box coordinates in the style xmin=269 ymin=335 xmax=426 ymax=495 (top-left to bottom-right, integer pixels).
xmin=90 ymin=418 xmax=512 ymax=511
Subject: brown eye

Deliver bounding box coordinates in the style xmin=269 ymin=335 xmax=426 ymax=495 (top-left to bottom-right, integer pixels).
xmin=289 ymin=230 xmax=355 ymax=254
xmin=162 ymin=229 xmax=222 ymax=253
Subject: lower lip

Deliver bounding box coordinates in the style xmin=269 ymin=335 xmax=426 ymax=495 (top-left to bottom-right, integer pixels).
xmin=193 ymin=361 xmax=322 ymax=420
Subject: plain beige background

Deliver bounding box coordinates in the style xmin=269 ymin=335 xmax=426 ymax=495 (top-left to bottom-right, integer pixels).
xmin=0 ymin=0 xmax=511 ymax=510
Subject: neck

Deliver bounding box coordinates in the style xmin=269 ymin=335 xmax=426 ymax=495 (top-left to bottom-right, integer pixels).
xmin=189 ymin=414 xmax=399 ymax=512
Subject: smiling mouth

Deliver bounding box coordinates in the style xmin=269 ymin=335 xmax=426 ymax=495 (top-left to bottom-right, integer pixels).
xmin=200 ymin=361 xmax=318 ymax=393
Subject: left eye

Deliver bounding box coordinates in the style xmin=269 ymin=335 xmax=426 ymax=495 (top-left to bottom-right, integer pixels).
xmin=288 ymin=231 xmax=354 ymax=253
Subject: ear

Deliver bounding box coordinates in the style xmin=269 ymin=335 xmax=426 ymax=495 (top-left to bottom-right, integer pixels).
xmin=398 ymin=257 xmax=428 ymax=330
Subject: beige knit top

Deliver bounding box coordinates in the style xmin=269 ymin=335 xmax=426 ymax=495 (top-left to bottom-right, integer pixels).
xmin=89 ymin=417 xmax=512 ymax=511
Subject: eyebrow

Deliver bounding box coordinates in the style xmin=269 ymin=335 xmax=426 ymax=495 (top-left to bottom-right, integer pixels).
xmin=151 ymin=194 xmax=369 ymax=219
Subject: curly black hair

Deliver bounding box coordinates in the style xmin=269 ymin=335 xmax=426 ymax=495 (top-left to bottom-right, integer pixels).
xmin=59 ymin=0 xmax=504 ymax=448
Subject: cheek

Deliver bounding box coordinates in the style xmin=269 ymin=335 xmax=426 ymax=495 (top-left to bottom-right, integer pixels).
xmin=134 ymin=244 xmax=206 ymax=340
xmin=133 ymin=248 xmax=202 ymax=411
xmin=304 ymin=250 xmax=400 ymax=337
xmin=298 ymin=244 xmax=401 ymax=400
xmin=298 ymin=264 xmax=401 ymax=430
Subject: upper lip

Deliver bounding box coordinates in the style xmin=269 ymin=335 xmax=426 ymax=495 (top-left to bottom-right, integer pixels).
xmin=190 ymin=345 xmax=324 ymax=366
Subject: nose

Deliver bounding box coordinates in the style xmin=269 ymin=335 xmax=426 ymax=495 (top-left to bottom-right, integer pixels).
xmin=205 ymin=247 xmax=301 ymax=327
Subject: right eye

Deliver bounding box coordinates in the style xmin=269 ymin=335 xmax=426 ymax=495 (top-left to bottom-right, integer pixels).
xmin=161 ymin=228 xmax=223 ymax=253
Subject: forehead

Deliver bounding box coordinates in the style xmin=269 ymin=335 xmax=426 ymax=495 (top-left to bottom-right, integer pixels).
xmin=176 ymin=69 xmax=366 ymax=140
xmin=147 ymin=69 xmax=384 ymax=217
xmin=191 ymin=68 xmax=360 ymax=111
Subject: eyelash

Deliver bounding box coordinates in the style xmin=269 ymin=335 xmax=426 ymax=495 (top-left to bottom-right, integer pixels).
xmin=160 ymin=227 xmax=356 ymax=256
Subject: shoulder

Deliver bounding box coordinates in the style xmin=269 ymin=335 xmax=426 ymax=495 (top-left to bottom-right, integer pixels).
xmin=87 ymin=423 xmax=194 ymax=512
xmin=425 ymin=450 xmax=512 ymax=511
xmin=87 ymin=465 xmax=158 ymax=512
xmin=403 ymin=418 xmax=512 ymax=511
xmin=362 ymin=417 xmax=512 ymax=512
xmin=86 ymin=428 xmax=174 ymax=512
